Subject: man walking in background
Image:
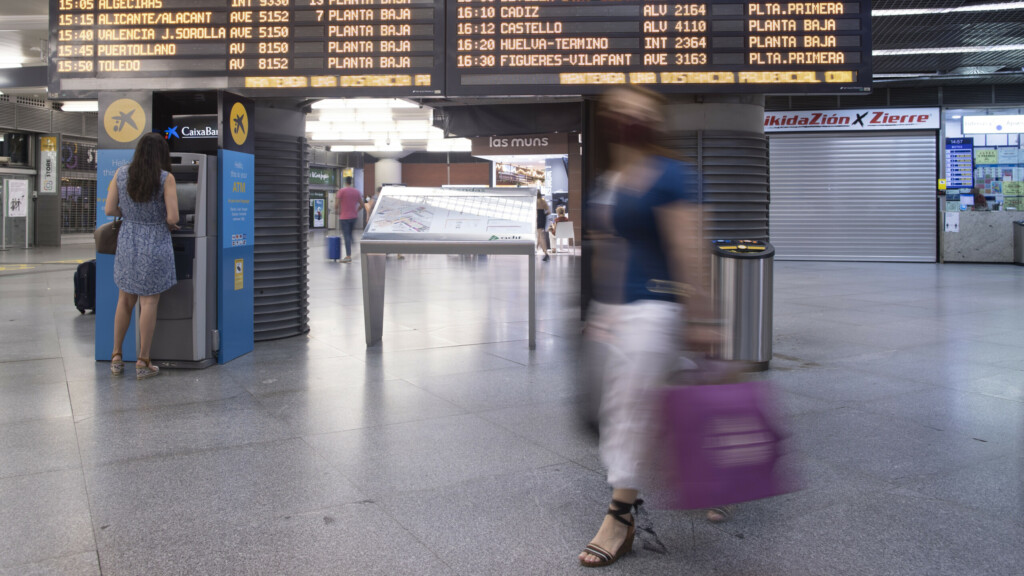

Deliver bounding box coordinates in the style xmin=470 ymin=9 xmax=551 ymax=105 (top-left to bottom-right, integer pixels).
xmin=335 ymin=176 xmax=362 ymax=263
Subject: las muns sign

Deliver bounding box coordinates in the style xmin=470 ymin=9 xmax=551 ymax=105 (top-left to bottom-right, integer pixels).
xmin=764 ymin=108 xmax=940 ymax=132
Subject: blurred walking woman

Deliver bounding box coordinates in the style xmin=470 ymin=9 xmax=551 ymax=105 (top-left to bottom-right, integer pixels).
xmin=579 ymin=87 xmax=717 ymax=567
xmin=105 ymin=132 xmax=179 ymax=379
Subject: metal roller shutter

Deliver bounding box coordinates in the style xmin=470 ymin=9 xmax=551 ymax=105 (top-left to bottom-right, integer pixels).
xmin=253 ymin=133 xmax=310 ymax=341
xmin=768 ymin=132 xmax=937 ymax=262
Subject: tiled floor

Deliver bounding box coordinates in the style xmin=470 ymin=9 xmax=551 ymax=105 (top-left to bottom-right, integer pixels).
xmin=1 ymin=238 xmax=1022 ymax=576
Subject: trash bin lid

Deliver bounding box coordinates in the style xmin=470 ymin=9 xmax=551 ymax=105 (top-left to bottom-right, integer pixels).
xmin=711 ymin=239 xmax=775 ymax=259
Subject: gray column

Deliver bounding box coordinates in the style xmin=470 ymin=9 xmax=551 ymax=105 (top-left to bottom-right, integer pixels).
xmin=662 ymin=95 xmax=769 ymax=242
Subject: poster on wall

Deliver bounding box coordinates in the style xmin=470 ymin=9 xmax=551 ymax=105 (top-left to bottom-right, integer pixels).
xmin=313 ymin=199 xmax=325 ymax=228
xmin=6 ymin=180 xmax=29 ymax=218
xmin=974 ymin=148 xmax=998 ymax=165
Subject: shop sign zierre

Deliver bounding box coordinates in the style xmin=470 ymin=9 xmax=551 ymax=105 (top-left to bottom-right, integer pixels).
xmin=764 ymin=108 xmax=941 ymax=132
xmin=472 ymin=132 xmax=569 ymax=157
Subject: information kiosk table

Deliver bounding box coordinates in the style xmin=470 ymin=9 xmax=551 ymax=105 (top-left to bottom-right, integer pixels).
xmin=360 ymin=186 xmax=537 ymax=349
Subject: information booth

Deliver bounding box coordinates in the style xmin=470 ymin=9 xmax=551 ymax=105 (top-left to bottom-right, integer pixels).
xmin=360 ymin=186 xmax=537 ymax=349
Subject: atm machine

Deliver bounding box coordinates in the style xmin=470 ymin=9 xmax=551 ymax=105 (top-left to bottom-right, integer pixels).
xmin=148 ymin=153 xmax=218 ymax=367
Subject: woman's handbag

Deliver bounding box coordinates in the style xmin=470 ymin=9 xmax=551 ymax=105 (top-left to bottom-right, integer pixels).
xmin=660 ymin=364 xmax=792 ymax=510
xmin=94 ymin=219 xmax=121 ymax=255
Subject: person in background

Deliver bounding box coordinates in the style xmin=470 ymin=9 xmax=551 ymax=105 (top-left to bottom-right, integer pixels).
xmin=363 ymin=186 xmax=379 ymax=227
xmin=105 ymin=132 xmax=180 ymax=379
xmin=972 ymin=187 xmax=989 ymax=211
xmin=578 ymin=86 xmax=718 ymax=568
xmin=536 ymin=190 xmax=552 ymax=261
xmin=336 ymin=175 xmax=363 ymax=263
xmin=548 ymin=205 xmax=572 ymax=252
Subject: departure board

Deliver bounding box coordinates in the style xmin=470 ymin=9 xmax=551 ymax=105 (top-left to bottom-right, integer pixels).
xmin=48 ymin=0 xmax=445 ymax=97
xmin=49 ymin=0 xmax=871 ymax=97
xmin=447 ymin=0 xmax=871 ymax=95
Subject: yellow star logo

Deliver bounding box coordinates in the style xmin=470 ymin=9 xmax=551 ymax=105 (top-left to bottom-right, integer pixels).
xmin=103 ymin=99 xmax=146 ymax=143
xmin=230 ymin=102 xmax=249 ymax=146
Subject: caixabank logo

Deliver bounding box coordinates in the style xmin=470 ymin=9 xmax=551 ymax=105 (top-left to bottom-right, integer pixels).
xmin=164 ymin=125 xmax=219 ymax=140
xmin=103 ymin=98 xmax=146 ymax=143
xmin=164 ymin=114 xmax=219 ymax=142
xmin=230 ymin=102 xmax=249 ymax=146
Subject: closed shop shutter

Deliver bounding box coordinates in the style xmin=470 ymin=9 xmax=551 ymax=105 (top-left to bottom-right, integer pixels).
xmin=768 ymin=131 xmax=937 ymax=262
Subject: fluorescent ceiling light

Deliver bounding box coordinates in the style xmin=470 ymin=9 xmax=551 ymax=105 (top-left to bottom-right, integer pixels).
xmin=874 ymin=2 xmax=1024 ymax=16
xmin=871 ymin=73 xmax=931 ymax=78
xmin=0 ymin=60 xmax=23 ymax=68
xmin=61 ymin=101 xmax=99 ymax=112
xmin=874 ymin=44 xmax=1024 ymax=56
xmin=312 ymin=98 xmax=418 ymax=110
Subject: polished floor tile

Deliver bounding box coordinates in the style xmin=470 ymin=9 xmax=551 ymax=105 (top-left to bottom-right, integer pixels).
xmin=2 ymin=241 xmax=1023 ymax=575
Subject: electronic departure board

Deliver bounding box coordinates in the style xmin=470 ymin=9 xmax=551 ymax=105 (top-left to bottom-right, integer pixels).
xmin=447 ymin=0 xmax=871 ymax=95
xmin=48 ymin=0 xmax=446 ymax=97
xmin=49 ymin=0 xmax=871 ymax=97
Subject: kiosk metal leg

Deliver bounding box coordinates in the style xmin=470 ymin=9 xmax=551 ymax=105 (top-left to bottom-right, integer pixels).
xmin=361 ymin=253 xmax=386 ymax=346
xmin=528 ymin=254 xmax=536 ymax=349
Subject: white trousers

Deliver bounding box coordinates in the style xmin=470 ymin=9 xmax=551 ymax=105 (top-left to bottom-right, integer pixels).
xmin=588 ymin=299 xmax=683 ymax=490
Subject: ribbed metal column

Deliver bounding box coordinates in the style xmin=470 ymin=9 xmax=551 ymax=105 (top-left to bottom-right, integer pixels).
xmin=662 ymin=95 xmax=769 ymax=242
xmin=253 ymin=133 xmax=309 ymax=341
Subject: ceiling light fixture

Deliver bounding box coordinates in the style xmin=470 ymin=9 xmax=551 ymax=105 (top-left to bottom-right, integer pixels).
xmin=873 ymin=2 xmax=1024 ymax=16
xmin=874 ymin=44 xmax=1024 ymax=56
xmin=61 ymin=101 xmax=99 ymax=112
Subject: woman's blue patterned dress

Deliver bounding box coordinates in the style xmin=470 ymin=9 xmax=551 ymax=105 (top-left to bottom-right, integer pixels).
xmin=113 ymin=168 xmax=176 ymax=295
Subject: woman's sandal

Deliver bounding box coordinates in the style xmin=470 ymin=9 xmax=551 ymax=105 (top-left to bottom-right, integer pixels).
xmin=136 ymin=358 xmax=160 ymax=380
xmin=580 ymin=499 xmax=640 ymax=568
xmin=706 ymin=506 xmax=732 ymax=523
xmin=110 ymin=353 xmax=124 ymax=376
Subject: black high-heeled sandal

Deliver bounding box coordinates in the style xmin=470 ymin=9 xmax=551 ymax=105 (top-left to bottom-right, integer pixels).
xmin=580 ymin=499 xmax=640 ymax=568
xmin=706 ymin=506 xmax=732 ymax=523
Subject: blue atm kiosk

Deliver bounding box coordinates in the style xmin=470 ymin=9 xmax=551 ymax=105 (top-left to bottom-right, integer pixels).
xmin=148 ymin=153 xmax=219 ymax=368
xmin=96 ymin=91 xmax=254 ymax=368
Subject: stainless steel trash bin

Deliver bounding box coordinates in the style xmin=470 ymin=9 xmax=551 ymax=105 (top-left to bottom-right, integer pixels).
xmin=1014 ymin=221 xmax=1024 ymax=266
xmin=710 ymin=239 xmax=774 ymax=370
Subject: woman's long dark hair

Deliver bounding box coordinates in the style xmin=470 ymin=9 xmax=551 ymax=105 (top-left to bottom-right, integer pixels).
xmin=127 ymin=132 xmax=171 ymax=203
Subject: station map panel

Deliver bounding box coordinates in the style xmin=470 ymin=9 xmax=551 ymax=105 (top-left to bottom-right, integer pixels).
xmin=363 ymin=186 xmax=536 ymax=241
xmin=49 ymin=0 xmax=871 ymax=97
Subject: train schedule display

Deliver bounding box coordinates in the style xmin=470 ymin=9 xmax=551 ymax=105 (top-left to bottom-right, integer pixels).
xmin=49 ymin=0 xmax=871 ymax=97
xmin=448 ymin=0 xmax=871 ymax=95
xmin=49 ymin=0 xmax=446 ymax=97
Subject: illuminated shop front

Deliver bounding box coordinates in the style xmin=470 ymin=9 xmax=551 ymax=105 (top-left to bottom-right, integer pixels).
xmin=941 ymin=109 xmax=1024 ymax=263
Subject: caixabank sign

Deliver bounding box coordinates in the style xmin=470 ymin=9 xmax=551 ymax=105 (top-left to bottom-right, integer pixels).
xmin=165 ymin=114 xmax=219 ymax=152
xmin=764 ymin=108 xmax=940 ymax=132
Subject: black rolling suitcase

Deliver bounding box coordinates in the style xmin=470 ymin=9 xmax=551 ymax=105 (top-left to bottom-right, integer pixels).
xmin=74 ymin=259 xmax=96 ymax=314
